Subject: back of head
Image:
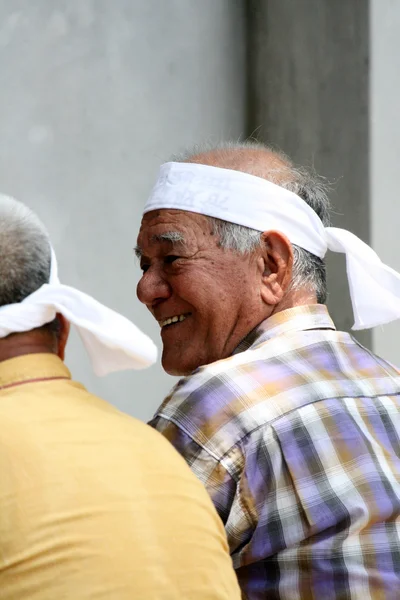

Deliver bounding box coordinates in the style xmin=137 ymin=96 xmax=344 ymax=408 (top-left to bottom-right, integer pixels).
xmin=0 ymin=196 xmax=158 ymax=371
xmin=177 ymin=141 xmax=331 ymax=303
xmin=0 ymin=196 xmax=51 ymax=307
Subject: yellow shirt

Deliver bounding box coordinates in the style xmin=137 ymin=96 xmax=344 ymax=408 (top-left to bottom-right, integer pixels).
xmin=0 ymin=353 xmax=240 ymax=599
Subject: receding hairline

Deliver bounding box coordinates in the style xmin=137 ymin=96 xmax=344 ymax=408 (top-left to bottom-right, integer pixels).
xmin=176 ymin=141 xmax=294 ymax=185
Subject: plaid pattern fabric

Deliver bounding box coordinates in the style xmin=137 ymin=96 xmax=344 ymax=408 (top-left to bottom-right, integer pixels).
xmin=150 ymin=305 xmax=400 ymax=599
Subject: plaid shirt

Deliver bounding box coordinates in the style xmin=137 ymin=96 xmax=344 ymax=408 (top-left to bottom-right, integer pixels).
xmin=150 ymin=305 xmax=400 ymax=599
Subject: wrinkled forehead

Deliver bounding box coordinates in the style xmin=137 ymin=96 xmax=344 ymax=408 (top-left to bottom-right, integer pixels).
xmin=138 ymin=208 xmax=211 ymax=239
xmin=136 ymin=208 xmax=213 ymax=253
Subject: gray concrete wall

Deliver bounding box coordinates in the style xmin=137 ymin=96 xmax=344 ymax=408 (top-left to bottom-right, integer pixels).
xmin=370 ymin=0 xmax=400 ymax=365
xmin=247 ymin=0 xmax=370 ymax=347
xmin=0 ymin=0 xmax=246 ymax=420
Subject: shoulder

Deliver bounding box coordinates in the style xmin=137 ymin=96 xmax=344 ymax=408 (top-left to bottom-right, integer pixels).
xmin=152 ymin=330 xmax=329 ymax=457
xmin=156 ymin=330 xmax=400 ymax=456
xmin=152 ymin=339 xmax=298 ymax=462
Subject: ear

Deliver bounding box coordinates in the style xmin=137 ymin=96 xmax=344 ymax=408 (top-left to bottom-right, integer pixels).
xmin=55 ymin=313 xmax=70 ymax=361
xmin=259 ymin=230 xmax=293 ymax=306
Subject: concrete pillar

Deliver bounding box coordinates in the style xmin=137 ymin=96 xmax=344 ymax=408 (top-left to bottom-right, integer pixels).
xmin=247 ymin=0 xmax=370 ymax=347
xmin=370 ymin=0 xmax=400 ymax=365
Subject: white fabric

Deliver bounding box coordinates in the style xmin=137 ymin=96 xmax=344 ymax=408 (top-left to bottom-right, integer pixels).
xmin=0 ymin=247 xmax=157 ymax=376
xmin=144 ymin=161 xmax=400 ymax=330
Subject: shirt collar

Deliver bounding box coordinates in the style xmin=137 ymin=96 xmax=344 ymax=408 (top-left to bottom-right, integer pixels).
xmin=233 ymin=304 xmax=336 ymax=355
xmin=0 ymin=353 xmax=71 ymax=390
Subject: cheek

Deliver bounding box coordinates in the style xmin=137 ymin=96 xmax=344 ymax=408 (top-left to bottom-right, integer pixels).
xmin=136 ymin=277 xmax=143 ymax=298
xmin=173 ymin=261 xmax=257 ymax=317
xmin=171 ymin=268 xmax=213 ymax=303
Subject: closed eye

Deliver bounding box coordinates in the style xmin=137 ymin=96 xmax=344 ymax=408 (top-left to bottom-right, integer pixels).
xmin=164 ymin=255 xmax=180 ymax=265
xmin=139 ymin=255 xmax=182 ymax=272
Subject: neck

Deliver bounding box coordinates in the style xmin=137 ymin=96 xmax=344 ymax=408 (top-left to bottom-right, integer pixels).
xmin=0 ymin=330 xmax=58 ymax=364
xmin=272 ymin=288 xmax=318 ymax=317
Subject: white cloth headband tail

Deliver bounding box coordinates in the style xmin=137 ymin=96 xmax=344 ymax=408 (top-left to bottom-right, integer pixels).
xmin=144 ymin=161 xmax=400 ymax=331
xmin=0 ymin=249 xmax=157 ymax=376
xmin=325 ymin=227 xmax=400 ymax=330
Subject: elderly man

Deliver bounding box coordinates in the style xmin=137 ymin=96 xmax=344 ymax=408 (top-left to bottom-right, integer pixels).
xmin=136 ymin=142 xmax=400 ymax=599
xmin=0 ymin=196 xmax=240 ymax=600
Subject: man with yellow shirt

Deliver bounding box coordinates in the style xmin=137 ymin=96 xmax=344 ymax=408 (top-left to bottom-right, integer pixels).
xmin=0 ymin=196 xmax=240 ymax=599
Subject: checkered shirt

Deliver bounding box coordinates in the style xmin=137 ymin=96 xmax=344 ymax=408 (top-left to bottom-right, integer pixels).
xmin=150 ymin=305 xmax=400 ymax=599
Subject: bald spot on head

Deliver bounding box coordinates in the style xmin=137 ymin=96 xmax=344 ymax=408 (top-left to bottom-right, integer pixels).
xmin=185 ymin=146 xmax=292 ymax=185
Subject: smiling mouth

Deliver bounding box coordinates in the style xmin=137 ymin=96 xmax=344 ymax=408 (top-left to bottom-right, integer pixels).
xmin=158 ymin=313 xmax=190 ymax=328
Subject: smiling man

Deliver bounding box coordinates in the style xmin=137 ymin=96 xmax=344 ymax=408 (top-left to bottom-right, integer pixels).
xmin=136 ymin=210 xmax=266 ymax=375
xmin=136 ymin=142 xmax=400 ymax=600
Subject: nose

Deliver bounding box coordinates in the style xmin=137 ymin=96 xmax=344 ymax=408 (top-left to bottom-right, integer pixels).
xmin=136 ymin=266 xmax=172 ymax=308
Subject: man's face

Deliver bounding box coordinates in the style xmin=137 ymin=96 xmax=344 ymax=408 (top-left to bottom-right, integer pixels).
xmin=136 ymin=209 xmax=266 ymax=375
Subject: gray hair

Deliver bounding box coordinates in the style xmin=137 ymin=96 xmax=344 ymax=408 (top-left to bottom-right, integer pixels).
xmin=0 ymin=195 xmax=51 ymax=306
xmin=175 ymin=141 xmax=331 ymax=304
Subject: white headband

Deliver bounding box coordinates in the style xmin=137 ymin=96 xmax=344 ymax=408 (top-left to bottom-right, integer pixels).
xmin=0 ymin=246 xmax=157 ymax=376
xmin=144 ymin=161 xmax=400 ymax=331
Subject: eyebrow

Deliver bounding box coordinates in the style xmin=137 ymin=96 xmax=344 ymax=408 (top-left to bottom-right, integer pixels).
xmin=134 ymin=231 xmax=186 ymax=259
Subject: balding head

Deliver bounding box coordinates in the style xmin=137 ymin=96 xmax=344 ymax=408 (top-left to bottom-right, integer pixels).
xmin=186 ymin=145 xmax=290 ymax=182
xmin=137 ymin=140 xmax=332 ymax=374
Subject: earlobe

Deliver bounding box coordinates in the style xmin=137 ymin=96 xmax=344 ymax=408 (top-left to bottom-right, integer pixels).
xmin=56 ymin=313 xmax=70 ymax=361
xmin=259 ymin=231 xmax=293 ymax=306
xmin=260 ymin=271 xmax=284 ymax=306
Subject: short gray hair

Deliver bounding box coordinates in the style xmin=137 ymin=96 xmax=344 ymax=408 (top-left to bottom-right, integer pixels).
xmin=176 ymin=141 xmax=331 ymax=304
xmin=0 ymin=195 xmax=51 ymax=306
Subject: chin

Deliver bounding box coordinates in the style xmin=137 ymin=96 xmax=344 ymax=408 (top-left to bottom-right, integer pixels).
xmin=162 ymin=362 xmax=193 ymax=377
xmin=161 ymin=353 xmax=202 ymax=377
